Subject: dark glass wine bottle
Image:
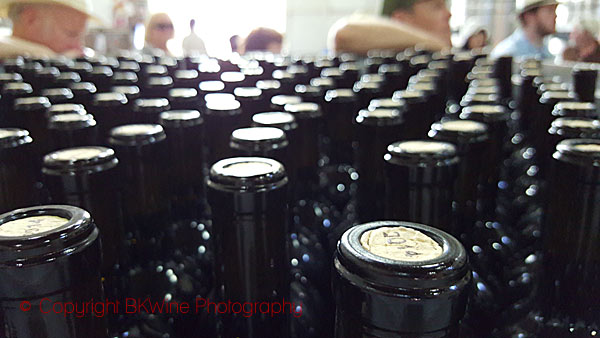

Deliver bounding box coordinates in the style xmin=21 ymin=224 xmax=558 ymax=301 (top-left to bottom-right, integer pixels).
xmin=0 ymin=128 xmax=37 ymax=214
xmin=499 ymin=139 xmax=600 ymax=337
xmin=333 ymin=221 xmax=472 ymax=338
xmin=0 ymin=205 xmax=108 ymax=338
xmin=355 ymin=108 xmax=406 ymax=223
xmin=47 ymin=113 xmax=98 ymax=152
xmin=207 ymin=157 xmax=291 ymax=338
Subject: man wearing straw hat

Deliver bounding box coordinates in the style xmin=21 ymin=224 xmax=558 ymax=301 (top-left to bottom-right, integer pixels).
xmin=491 ymin=0 xmax=558 ymax=59
xmin=0 ymin=0 xmax=96 ymax=58
xmin=329 ymin=0 xmax=452 ymax=54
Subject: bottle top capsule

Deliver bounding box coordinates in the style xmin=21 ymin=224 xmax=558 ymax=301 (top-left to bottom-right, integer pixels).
xmin=231 ymin=127 xmax=288 ymax=153
xmin=552 ymin=101 xmax=597 ymax=118
xmin=199 ymin=80 xmax=226 ymax=92
xmin=43 ymin=146 xmax=116 ymax=173
xmin=0 ymin=128 xmax=32 ymax=149
xmin=407 ymin=82 xmax=435 ymax=93
xmin=112 ymin=86 xmax=141 ymax=100
xmin=310 ymin=77 xmax=335 ymax=89
xmin=2 ymin=82 xmax=33 ymax=95
xmin=48 ymin=104 xmax=86 ymax=116
xmin=360 ymin=73 xmax=385 ymax=83
xmin=540 ymin=90 xmax=576 ymax=104
xmin=336 ymin=220 xmax=469 ymax=290
xmin=70 ymin=61 xmax=93 ymax=73
xmin=356 ymin=108 xmax=404 ymax=127
xmin=221 ymin=71 xmax=245 ymax=83
xmin=369 ymin=98 xmax=406 ymax=110
xmin=378 ymin=63 xmax=402 ymax=75
xmin=14 ymin=96 xmax=51 ymax=111
xmin=0 ymin=73 xmax=23 ymax=84
xmin=147 ymin=76 xmax=174 ymax=87
xmin=256 ymin=80 xmax=281 ymax=90
xmin=271 ymin=95 xmax=302 ymax=107
xmin=205 ymin=98 xmax=241 ymax=115
xmin=41 ymin=88 xmax=74 ymax=102
xmin=321 ymin=67 xmax=344 ymax=78
xmin=158 ymin=56 xmax=177 ymax=68
xmin=113 ymin=71 xmax=138 ymax=83
xmin=90 ymin=66 xmax=113 ymax=77
xmin=159 ymin=110 xmax=203 ymax=128
xmin=325 ymin=89 xmax=356 ymax=102
xmin=134 ymin=98 xmax=171 ymax=113
xmin=287 ymin=65 xmax=308 ymax=75
xmin=145 ymin=65 xmax=168 ymax=76
xmin=252 ymin=112 xmax=296 ymax=127
xmin=108 ymin=124 xmax=166 ymax=147
xmin=428 ymin=60 xmax=449 ymax=70
xmin=204 ymin=93 xmax=236 ymax=104
xmin=550 ymin=118 xmax=600 ymax=131
xmin=241 ymin=67 xmax=264 ymax=77
xmin=36 ymin=67 xmax=60 ymax=79
xmin=392 ymin=89 xmax=426 ymax=103
xmin=466 ymin=86 xmax=498 ymax=95
xmin=272 ymin=70 xmax=294 ymax=82
xmin=353 ymin=81 xmax=381 ymax=92
xmin=386 ymin=140 xmax=458 ymax=165
xmin=471 ymin=78 xmax=500 ymax=88
xmin=460 ymin=104 xmax=509 ymax=122
xmin=48 ymin=113 xmax=96 ymax=131
xmin=93 ymin=92 xmax=128 ymax=106
xmin=174 ymin=69 xmax=199 ymax=80
xmin=340 ymin=62 xmax=361 ymax=72
xmin=69 ymin=82 xmax=97 ymax=95
xmin=555 ymin=138 xmax=600 ymax=165
xmin=234 ymin=87 xmax=262 ymax=99
xmin=118 ymin=61 xmax=141 ymax=73
xmin=208 ymin=157 xmax=287 ymax=192
xmin=429 ymin=119 xmax=489 ymax=144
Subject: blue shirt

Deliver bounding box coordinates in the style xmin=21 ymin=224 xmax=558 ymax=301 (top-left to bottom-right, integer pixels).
xmin=491 ymin=29 xmax=553 ymax=59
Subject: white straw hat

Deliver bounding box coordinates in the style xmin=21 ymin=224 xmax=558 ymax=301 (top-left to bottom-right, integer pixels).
xmin=516 ymin=0 xmax=559 ymax=15
xmin=0 ymin=0 xmax=99 ymax=20
xmin=454 ymin=18 xmax=488 ymax=49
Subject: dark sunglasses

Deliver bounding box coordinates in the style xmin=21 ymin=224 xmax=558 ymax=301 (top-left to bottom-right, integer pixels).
xmin=154 ymin=23 xmax=174 ymax=31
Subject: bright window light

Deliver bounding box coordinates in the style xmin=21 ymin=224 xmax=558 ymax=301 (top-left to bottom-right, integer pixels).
xmin=147 ymin=0 xmax=286 ymax=58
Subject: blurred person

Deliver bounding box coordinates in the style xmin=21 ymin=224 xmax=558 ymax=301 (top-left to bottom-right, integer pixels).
xmin=230 ymin=34 xmax=241 ymax=53
xmin=329 ymin=0 xmax=452 ymax=55
xmin=242 ymin=27 xmax=283 ymax=54
xmin=491 ymin=0 xmax=558 ymax=59
xmin=562 ymin=18 xmax=600 ymax=63
xmin=0 ymin=0 xmax=95 ymax=58
xmin=143 ymin=12 xmax=174 ymax=56
xmin=455 ymin=18 xmax=489 ymax=50
xmin=182 ymin=18 xmax=207 ymax=56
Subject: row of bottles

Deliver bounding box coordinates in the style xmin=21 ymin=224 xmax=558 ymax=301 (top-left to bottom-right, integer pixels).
xmin=0 ymin=49 xmax=599 ymax=337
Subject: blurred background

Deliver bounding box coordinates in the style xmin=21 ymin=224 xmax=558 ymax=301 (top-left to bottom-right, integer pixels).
xmin=0 ymin=0 xmax=597 ymax=57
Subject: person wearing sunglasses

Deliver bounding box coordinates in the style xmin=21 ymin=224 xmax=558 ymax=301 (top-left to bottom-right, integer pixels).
xmin=144 ymin=12 xmax=175 ymax=56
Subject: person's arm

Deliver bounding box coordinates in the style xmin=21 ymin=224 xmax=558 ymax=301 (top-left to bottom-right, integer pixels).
xmin=329 ymin=16 xmax=450 ymax=54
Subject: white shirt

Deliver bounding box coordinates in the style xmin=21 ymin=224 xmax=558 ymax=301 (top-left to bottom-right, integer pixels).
xmin=0 ymin=35 xmax=57 ymax=58
xmin=182 ymin=31 xmax=207 ymax=56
